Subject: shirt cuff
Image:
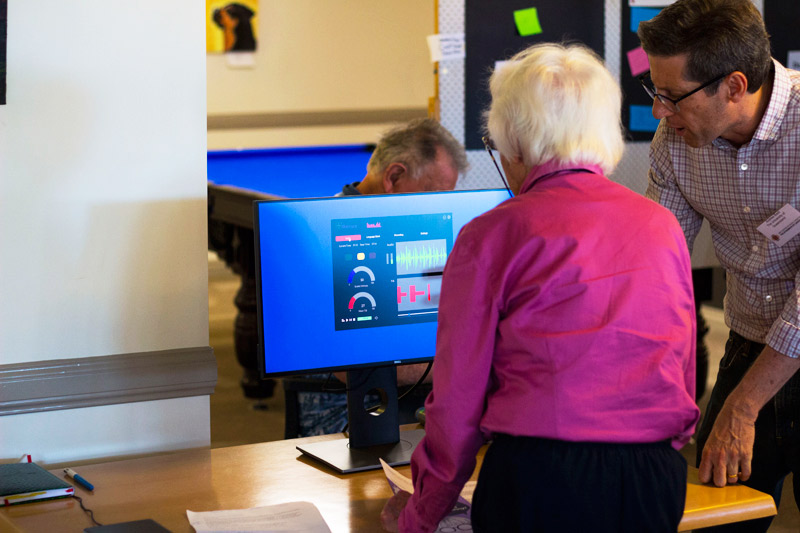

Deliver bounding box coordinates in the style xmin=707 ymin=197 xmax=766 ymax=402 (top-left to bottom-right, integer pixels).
xmin=398 ymin=500 xmax=438 ymax=533
xmin=766 ymin=317 xmax=800 ymax=358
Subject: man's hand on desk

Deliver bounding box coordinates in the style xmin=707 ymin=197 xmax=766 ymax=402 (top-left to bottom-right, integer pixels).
xmin=699 ymin=345 xmax=800 ymax=487
xmin=380 ymin=490 xmax=411 ymax=532
xmin=698 ymin=401 xmax=755 ymax=487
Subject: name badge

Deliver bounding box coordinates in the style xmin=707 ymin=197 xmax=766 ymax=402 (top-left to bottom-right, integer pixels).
xmin=757 ymin=204 xmax=800 ymax=246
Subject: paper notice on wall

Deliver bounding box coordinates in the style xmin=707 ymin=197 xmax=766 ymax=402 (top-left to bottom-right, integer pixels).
xmin=626 ymin=46 xmax=650 ymax=76
xmin=494 ymin=60 xmax=514 ymax=74
xmin=426 ymin=33 xmax=465 ymax=63
xmin=629 ymin=104 xmax=660 ymax=132
xmin=630 ymin=7 xmax=662 ymax=32
xmin=513 ymin=7 xmax=543 ymax=37
xmin=787 ymin=51 xmax=800 ymax=71
xmin=225 ymin=52 xmax=255 ymax=68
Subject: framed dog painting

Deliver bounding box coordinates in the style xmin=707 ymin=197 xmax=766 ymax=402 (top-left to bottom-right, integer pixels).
xmin=207 ymin=0 xmax=258 ymax=53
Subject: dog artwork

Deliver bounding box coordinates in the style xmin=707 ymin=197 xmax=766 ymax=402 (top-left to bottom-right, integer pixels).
xmin=212 ymin=3 xmax=256 ymax=52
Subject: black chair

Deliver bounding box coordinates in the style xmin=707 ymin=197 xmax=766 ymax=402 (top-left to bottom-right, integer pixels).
xmin=282 ymin=376 xmax=345 ymax=439
xmin=282 ymin=375 xmax=432 ymax=439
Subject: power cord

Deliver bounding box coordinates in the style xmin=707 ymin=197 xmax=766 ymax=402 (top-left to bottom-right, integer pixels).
xmin=73 ymin=495 xmax=103 ymax=527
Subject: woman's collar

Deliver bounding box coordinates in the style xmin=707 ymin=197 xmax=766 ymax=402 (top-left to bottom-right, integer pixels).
xmin=519 ymin=160 xmax=603 ymax=194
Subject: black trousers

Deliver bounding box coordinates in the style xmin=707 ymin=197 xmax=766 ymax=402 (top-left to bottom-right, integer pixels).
xmin=695 ymin=331 xmax=800 ymax=532
xmin=471 ymin=434 xmax=687 ymax=532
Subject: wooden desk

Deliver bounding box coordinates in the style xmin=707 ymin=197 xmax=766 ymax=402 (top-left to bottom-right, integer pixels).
xmin=0 ymin=432 xmax=776 ymax=532
xmin=681 ymin=467 xmax=776 ymax=531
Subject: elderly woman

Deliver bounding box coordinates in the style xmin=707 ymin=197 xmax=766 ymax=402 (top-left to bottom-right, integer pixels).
xmin=381 ymin=43 xmax=700 ymax=532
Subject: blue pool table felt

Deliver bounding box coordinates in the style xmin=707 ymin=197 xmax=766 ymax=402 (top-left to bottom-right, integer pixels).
xmin=207 ymin=144 xmax=375 ymax=199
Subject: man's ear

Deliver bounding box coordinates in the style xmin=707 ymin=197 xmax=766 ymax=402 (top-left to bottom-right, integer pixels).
xmin=382 ymin=162 xmax=408 ymax=193
xmin=727 ymin=71 xmax=749 ymax=103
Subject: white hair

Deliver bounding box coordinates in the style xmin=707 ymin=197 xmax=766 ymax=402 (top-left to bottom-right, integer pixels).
xmin=486 ymin=43 xmax=624 ymax=175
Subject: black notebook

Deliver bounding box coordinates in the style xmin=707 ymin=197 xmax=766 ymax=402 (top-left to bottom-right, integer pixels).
xmin=85 ymin=519 xmax=172 ymax=532
xmin=0 ymin=462 xmax=74 ymax=505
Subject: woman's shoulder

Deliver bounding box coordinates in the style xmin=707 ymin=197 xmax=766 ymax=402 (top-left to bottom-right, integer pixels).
xmin=462 ymin=195 xmax=528 ymax=230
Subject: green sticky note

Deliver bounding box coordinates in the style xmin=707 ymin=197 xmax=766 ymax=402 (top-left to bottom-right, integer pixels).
xmin=514 ymin=7 xmax=542 ymax=37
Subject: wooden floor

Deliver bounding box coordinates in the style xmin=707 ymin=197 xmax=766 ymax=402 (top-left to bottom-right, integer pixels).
xmin=207 ymin=253 xmax=800 ymax=531
xmin=209 ymin=253 xmax=286 ymax=448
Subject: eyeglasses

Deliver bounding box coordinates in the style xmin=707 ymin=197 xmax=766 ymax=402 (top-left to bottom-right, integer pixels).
xmin=638 ymin=71 xmax=728 ymax=113
xmin=481 ymin=135 xmax=513 ymax=196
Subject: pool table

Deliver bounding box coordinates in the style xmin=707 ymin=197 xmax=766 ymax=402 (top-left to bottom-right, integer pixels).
xmin=207 ymin=144 xmax=375 ymax=398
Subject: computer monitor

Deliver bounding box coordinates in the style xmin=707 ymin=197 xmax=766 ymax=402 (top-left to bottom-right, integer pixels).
xmin=254 ymin=189 xmax=508 ymax=473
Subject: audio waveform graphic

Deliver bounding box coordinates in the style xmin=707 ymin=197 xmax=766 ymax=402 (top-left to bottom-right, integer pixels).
xmin=395 ymin=239 xmax=447 ymax=276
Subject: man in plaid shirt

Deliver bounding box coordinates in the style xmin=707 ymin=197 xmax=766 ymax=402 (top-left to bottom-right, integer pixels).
xmin=639 ymin=1 xmax=800 ymax=530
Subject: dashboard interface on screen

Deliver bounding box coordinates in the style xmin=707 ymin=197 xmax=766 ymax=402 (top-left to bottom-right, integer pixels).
xmin=254 ymin=189 xmax=508 ymax=377
xmin=332 ymin=212 xmax=451 ymax=331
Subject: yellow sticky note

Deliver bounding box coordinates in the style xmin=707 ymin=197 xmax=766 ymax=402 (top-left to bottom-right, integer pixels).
xmin=514 ymin=7 xmax=542 ymax=37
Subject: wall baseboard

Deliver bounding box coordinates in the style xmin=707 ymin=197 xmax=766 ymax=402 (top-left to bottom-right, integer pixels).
xmin=0 ymin=347 xmax=217 ymax=416
xmin=207 ymin=107 xmax=428 ymax=130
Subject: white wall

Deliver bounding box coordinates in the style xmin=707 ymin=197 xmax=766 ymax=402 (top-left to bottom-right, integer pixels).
xmin=0 ymin=0 xmax=210 ymax=463
xmin=207 ymin=0 xmax=435 ymax=150
xmin=207 ymin=0 xmax=434 ymax=115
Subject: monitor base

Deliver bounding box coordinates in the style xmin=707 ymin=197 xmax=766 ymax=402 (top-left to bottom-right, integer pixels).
xmin=296 ymin=429 xmax=425 ymax=474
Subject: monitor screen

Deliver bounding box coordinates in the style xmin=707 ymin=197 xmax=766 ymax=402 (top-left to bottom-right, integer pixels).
xmin=254 ymin=189 xmax=509 ymax=378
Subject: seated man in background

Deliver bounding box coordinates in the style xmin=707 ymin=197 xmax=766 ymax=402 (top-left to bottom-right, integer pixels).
xmin=292 ymin=117 xmax=469 ymax=437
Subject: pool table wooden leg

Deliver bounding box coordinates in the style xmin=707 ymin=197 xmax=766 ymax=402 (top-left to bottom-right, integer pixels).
xmin=209 ymin=220 xmax=276 ymax=399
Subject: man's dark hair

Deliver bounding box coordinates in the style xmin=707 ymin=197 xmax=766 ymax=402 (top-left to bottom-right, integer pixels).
xmin=638 ymin=0 xmax=771 ymax=94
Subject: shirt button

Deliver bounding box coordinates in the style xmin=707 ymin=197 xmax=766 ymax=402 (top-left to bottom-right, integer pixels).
xmin=744 ymin=206 xmax=751 ymax=213
xmin=752 ymin=245 xmax=759 ymax=252
xmin=765 ymin=295 xmax=773 ymax=302
xmin=741 ymin=163 xmax=749 ymax=171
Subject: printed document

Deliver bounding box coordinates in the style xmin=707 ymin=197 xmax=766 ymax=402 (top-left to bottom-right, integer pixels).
xmin=187 ymin=501 xmax=331 ymax=533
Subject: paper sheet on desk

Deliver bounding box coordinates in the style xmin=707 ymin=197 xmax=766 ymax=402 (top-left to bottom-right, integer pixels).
xmin=380 ymin=459 xmax=474 ymax=532
xmin=187 ymin=501 xmax=331 ymax=532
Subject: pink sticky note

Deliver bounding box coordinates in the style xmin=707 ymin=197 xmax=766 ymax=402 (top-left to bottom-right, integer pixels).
xmin=627 ymin=46 xmax=650 ymax=77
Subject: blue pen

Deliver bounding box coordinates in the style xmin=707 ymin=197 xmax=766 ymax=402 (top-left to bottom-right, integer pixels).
xmin=64 ymin=468 xmax=94 ymax=491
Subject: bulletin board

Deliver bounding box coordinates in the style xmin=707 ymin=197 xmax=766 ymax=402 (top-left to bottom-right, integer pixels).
xmin=618 ymin=0 xmax=796 ymax=143
xmin=763 ymin=1 xmax=800 ymax=70
xmin=620 ymin=5 xmax=661 ymax=142
xmin=439 ymin=0 xmax=783 ymax=189
xmin=463 ymin=1 xmax=605 ymax=150
xmin=459 ymin=2 xmax=669 ymax=150
xmin=437 ymin=0 xmax=775 ymax=270
xmin=437 ymin=0 xmax=625 ymax=191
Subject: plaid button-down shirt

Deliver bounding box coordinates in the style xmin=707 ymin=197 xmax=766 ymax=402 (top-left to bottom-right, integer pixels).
xmin=647 ymin=59 xmax=800 ymax=358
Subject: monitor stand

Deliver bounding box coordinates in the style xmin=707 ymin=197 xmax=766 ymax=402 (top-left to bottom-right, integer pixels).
xmin=295 ymin=366 xmax=425 ymax=474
